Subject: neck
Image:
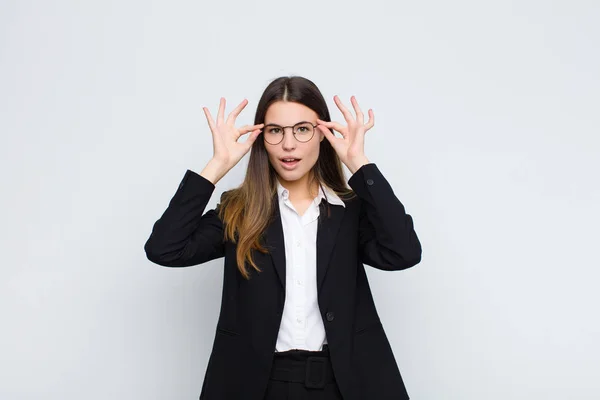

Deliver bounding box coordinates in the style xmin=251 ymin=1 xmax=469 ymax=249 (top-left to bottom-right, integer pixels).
xmin=277 ymin=173 xmax=319 ymax=201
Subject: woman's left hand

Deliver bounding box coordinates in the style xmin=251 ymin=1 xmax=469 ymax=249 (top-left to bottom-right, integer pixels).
xmin=317 ymin=95 xmax=373 ymax=174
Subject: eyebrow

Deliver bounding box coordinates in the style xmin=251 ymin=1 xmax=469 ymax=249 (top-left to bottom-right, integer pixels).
xmin=263 ymin=120 xmax=314 ymax=126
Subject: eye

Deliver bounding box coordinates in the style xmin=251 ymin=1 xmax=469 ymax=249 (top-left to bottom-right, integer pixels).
xmin=297 ymin=126 xmax=309 ymax=132
xmin=268 ymin=127 xmax=281 ymax=134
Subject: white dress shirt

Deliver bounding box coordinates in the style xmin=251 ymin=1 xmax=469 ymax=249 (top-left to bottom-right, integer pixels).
xmin=274 ymin=178 xmax=346 ymax=352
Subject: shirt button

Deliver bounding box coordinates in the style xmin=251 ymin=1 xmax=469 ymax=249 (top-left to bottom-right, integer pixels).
xmin=296 ymin=279 xmax=302 ymax=286
xmin=296 ymin=241 xmax=301 ymax=247
xmin=296 ymin=317 xmax=303 ymax=324
xmin=326 ymin=311 xmax=335 ymax=322
xmin=366 ymin=179 xmax=374 ymax=185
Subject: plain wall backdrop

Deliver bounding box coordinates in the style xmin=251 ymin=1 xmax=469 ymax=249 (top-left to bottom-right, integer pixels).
xmin=1 ymin=0 xmax=599 ymax=399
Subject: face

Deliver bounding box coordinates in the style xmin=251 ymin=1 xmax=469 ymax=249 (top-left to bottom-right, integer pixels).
xmin=263 ymin=101 xmax=324 ymax=187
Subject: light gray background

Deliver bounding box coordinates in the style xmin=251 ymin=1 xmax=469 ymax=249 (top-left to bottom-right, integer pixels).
xmin=1 ymin=1 xmax=598 ymax=399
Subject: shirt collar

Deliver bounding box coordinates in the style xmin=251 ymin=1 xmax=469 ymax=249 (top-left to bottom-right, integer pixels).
xmin=276 ymin=178 xmax=346 ymax=208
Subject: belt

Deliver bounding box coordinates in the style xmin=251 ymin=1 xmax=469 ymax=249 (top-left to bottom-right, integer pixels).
xmin=269 ymin=346 xmax=336 ymax=389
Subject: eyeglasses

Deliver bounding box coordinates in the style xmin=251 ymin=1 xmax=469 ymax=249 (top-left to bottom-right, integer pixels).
xmin=262 ymin=121 xmax=317 ymax=145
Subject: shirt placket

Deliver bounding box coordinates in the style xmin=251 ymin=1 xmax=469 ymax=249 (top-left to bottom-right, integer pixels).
xmin=291 ymin=211 xmax=307 ymax=348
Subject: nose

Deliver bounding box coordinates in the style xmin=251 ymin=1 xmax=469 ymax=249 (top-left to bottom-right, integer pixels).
xmin=281 ymin=128 xmax=297 ymax=150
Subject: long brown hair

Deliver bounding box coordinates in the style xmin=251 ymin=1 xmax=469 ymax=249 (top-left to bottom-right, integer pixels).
xmin=217 ymin=76 xmax=356 ymax=279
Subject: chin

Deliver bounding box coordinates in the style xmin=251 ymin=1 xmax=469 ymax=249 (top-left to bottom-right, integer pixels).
xmin=277 ymin=169 xmax=303 ymax=182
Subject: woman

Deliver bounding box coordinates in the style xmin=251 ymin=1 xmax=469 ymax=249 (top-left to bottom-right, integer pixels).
xmin=144 ymin=76 xmax=422 ymax=400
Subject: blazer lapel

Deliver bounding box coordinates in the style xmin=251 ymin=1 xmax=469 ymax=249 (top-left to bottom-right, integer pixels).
xmin=265 ymin=200 xmax=286 ymax=289
xmin=265 ymin=198 xmax=346 ymax=293
xmin=316 ymin=202 xmax=345 ymax=293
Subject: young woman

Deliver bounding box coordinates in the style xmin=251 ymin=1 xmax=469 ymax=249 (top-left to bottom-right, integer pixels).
xmin=144 ymin=76 xmax=422 ymax=400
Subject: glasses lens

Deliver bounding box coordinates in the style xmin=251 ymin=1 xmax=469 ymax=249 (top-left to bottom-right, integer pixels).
xmin=264 ymin=125 xmax=283 ymax=144
xmin=293 ymin=122 xmax=314 ymax=142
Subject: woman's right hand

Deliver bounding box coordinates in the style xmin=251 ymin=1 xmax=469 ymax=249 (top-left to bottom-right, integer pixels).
xmin=202 ymin=97 xmax=263 ymax=172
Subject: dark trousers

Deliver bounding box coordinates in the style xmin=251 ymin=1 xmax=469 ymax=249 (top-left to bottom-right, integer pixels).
xmin=264 ymin=345 xmax=344 ymax=400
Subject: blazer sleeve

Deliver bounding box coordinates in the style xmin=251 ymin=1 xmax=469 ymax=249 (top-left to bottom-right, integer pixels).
xmin=347 ymin=163 xmax=422 ymax=271
xmin=144 ymin=169 xmax=226 ymax=267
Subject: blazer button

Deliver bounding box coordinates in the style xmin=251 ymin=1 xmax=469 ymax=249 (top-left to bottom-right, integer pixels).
xmin=326 ymin=311 xmax=335 ymax=322
xmin=366 ymin=178 xmax=374 ymax=185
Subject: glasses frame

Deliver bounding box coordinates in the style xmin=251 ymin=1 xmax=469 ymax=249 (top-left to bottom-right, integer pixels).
xmin=262 ymin=121 xmax=318 ymax=145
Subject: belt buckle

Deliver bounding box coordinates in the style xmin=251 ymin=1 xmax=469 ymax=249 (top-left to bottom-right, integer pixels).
xmin=305 ymin=356 xmax=327 ymax=389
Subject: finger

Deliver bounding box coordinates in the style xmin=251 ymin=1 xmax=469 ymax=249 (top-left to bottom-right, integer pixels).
xmin=365 ymin=109 xmax=375 ymax=131
xmin=350 ymin=96 xmax=364 ymax=125
xmin=333 ymin=95 xmax=355 ymax=123
xmin=227 ymin=98 xmax=248 ymax=125
xmin=217 ymin=97 xmax=226 ymax=124
xmin=238 ymin=123 xmax=264 ymax=135
xmin=203 ymin=107 xmax=217 ymax=134
xmin=237 ymin=125 xmax=250 ymax=136
xmin=316 ymin=119 xmax=345 ymax=133
xmin=317 ymin=119 xmax=348 ymax=138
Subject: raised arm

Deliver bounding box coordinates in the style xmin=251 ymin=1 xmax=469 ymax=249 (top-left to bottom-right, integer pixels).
xmin=144 ymin=97 xmax=264 ymax=267
xmin=144 ymin=169 xmax=228 ymax=267
xmin=348 ymin=163 xmax=422 ymax=271
xmin=316 ymin=95 xmax=422 ymax=271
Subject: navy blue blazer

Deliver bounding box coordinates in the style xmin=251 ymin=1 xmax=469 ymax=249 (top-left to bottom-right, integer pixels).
xmin=144 ymin=162 xmax=422 ymax=399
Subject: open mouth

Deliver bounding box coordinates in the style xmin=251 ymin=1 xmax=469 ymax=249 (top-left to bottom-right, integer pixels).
xmin=280 ymin=158 xmax=301 ymax=169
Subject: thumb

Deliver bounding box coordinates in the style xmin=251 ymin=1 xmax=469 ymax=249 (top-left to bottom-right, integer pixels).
xmin=318 ymin=125 xmax=336 ymax=143
xmin=245 ymin=128 xmax=262 ymax=150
